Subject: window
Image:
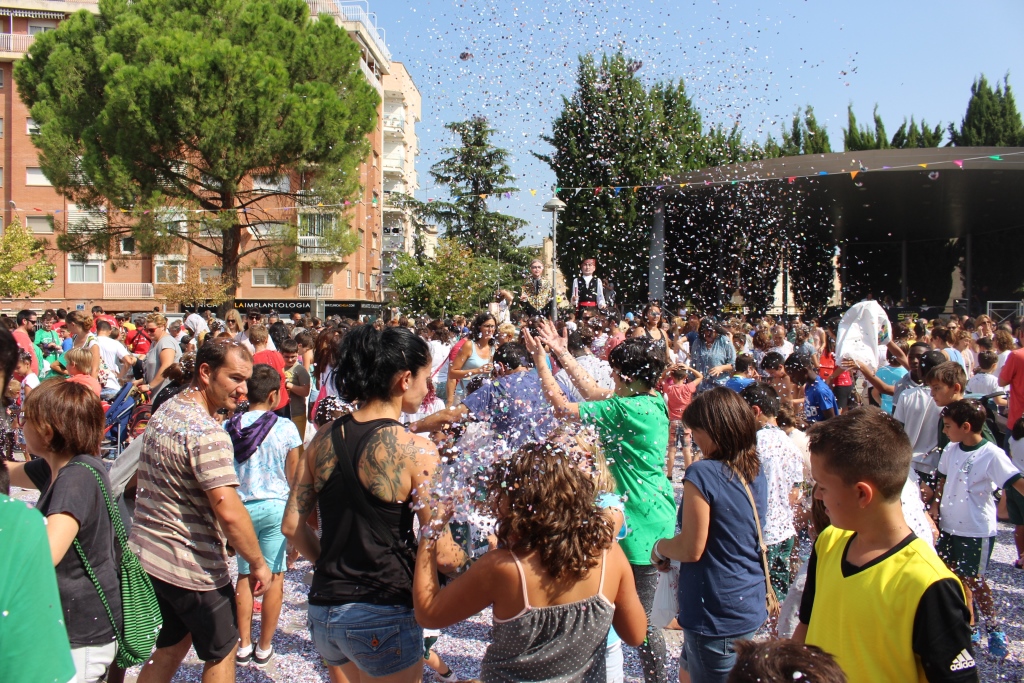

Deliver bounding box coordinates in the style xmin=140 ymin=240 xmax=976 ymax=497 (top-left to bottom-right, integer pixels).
xmin=370 ymin=273 xmax=378 ymax=290
xmin=66 ymin=204 xmax=106 ymax=233
xmin=252 ymin=175 xmax=290 ymax=194
xmin=372 ymin=233 xmax=377 ymax=249
xmin=200 ymin=267 xmax=222 ymax=282
xmin=120 ymin=237 xmax=135 ymax=254
xmin=26 ymin=216 xmax=52 ymax=234
xmin=26 ymin=167 xmax=51 ymax=186
xmin=26 ymin=118 xmax=39 ymax=135
xmin=159 ymin=211 xmax=187 ymax=235
xmin=248 ymin=222 xmax=288 ymax=239
xmin=28 ymin=22 xmax=56 ymax=36
xmin=0 ymin=69 xmax=4 ymax=88
xmin=0 ymin=118 xmax=4 ymax=138
xmin=154 ymin=257 xmax=186 ymax=285
xmin=68 ymin=259 xmax=103 ymax=284
xmin=358 ymin=272 xmax=365 ymax=290
xmin=252 ymin=268 xmax=287 ymax=287
xmin=346 ymin=269 xmax=352 ymax=288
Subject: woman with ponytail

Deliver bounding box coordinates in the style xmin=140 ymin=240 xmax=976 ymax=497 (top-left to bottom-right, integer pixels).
xmin=282 ymin=324 xmax=465 ymax=683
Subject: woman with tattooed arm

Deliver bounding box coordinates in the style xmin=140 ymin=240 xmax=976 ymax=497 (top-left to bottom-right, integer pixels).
xmin=282 ymin=325 xmax=466 ymax=683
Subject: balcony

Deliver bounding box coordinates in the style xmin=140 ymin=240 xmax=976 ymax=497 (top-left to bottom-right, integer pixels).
xmin=0 ymin=33 xmax=35 ymax=56
xmin=104 ymin=283 xmax=154 ymax=300
xmin=382 ymin=157 xmax=404 ymax=175
xmin=383 ymin=117 xmax=405 ymax=136
xmin=296 ymin=235 xmax=342 ymax=262
xmin=298 ymin=283 xmax=334 ymax=299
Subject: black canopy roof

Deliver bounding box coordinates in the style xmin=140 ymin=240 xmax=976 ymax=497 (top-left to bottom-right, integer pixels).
xmin=664 ymin=147 xmax=1024 ymax=243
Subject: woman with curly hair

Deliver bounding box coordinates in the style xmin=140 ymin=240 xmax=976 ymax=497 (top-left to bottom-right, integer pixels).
xmin=414 ymin=438 xmax=647 ymax=683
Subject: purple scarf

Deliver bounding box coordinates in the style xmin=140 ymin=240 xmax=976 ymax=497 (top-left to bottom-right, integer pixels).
xmin=226 ymin=410 xmax=279 ymax=464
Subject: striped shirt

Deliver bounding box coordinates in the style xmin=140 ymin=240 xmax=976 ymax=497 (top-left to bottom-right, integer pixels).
xmin=129 ymin=394 xmax=239 ymax=590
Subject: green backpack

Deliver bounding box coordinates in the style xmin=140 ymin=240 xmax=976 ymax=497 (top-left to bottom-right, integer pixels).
xmin=71 ymin=462 xmax=162 ymax=668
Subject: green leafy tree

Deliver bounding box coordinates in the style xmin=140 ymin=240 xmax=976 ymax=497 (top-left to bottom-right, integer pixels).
xmin=537 ymin=52 xmax=763 ymax=306
xmin=422 ymin=117 xmax=529 ymax=265
xmin=890 ymin=117 xmax=944 ymax=148
xmin=949 ymin=74 xmax=1024 ymax=146
xmin=14 ymin=0 xmax=377 ymax=313
xmin=390 ymin=238 xmax=514 ymax=318
xmin=0 ymin=219 xmax=56 ymax=298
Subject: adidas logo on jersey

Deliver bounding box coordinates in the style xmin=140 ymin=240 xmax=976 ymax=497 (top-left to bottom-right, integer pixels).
xmin=950 ymin=649 xmax=976 ymax=672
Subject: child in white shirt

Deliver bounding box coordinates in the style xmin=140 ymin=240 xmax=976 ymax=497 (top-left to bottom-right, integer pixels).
xmin=934 ymin=399 xmax=1024 ymax=658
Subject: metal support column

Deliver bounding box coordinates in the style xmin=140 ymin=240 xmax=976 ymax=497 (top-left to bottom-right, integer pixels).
xmin=648 ymin=199 xmax=665 ymax=301
xmin=965 ymin=233 xmax=973 ymax=316
xmin=901 ymin=239 xmax=908 ymax=305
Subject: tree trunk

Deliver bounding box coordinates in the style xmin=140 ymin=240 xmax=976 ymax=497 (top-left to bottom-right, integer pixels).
xmin=218 ymin=198 xmax=242 ymax=319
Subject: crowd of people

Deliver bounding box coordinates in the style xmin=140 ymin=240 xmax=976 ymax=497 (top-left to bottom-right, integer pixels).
xmin=2 ymin=293 xmax=1024 ymax=683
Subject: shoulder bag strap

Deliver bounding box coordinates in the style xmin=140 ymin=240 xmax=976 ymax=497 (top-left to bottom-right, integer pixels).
xmin=730 ymin=465 xmax=781 ymax=617
xmin=70 ymin=462 xmax=125 ymax=641
xmin=330 ymin=418 xmax=414 ymax=579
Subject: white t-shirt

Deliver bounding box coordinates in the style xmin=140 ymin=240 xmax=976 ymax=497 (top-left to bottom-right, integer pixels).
xmin=20 ymin=373 xmax=40 ymax=406
xmin=555 ymin=354 xmax=614 ymax=403
xmin=996 ymin=349 xmax=1012 ymax=387
xmin=769 ymin=341 xmax=794 ymax=358
xmin=965 ymin=372 xmax=1001 ymax=396
xmin=937 ymin=440 xmax=1022 ymax=537
xmin=1010 ymin=437 xmax=1024 ymax=473
xmin=428 ymin=340 xmax=452 ymax=378
xmin=893 ymin=384 xmax=942 ymax=474
xmin=94 ymin=335 xmax=131 ymax=379
xmin=757 ymin=425 xmax=804 ymax=545
xmin=902 ymin=472 xmax=935 ymax=549
xmin=787 ymin=428 xmax=812 ymax=481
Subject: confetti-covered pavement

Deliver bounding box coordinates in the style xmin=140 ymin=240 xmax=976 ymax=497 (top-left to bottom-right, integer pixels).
xmin=10 ymin=475 xmax=1024 ymax=682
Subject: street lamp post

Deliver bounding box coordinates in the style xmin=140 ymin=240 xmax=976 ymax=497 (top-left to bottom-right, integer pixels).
xmin=542 ymin=195 xmax=566 ymax=321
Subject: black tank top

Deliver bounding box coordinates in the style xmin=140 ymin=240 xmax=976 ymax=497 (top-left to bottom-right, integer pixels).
xmin=308 ymin=414 xmax=417 ymax=607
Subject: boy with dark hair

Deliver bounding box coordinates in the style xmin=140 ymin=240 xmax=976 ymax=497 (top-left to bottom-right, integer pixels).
xmin=740 ymin=383 xmax=804 ymax=603
xmin=724 ymin=353 xmax=758 ymax=393
xmin=762 ymin=351 xmax=800 ymax=415
xmin=794 ymin=407 xmax=977 ymax=683
xmin=965 ymin=351 xmax=1001 ymax=397
xmin=784 ymin=353 xmax=836 ymax=423
xmin=729 ymin=640 xmax=846 ymax=683
xmin=933 ymin=399 xmax=1024 ymax=658
xmin=895 ymin=350 xmax=946 ymax=507
xmin=226 ymin=364 xmax=303 ymax=668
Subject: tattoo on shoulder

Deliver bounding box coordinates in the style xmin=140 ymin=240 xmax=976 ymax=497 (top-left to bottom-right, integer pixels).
xmin=360 ymin=426 xmax=417 ymax=502
xmin=286 ymin=481 xmax=316 ymax=517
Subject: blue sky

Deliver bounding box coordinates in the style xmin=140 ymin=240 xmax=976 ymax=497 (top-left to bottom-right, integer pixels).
xmin=370 ymin=0 xmax=1024 ymax=243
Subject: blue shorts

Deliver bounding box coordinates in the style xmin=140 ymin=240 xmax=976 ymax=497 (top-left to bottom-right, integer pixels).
xmin=237 ymin=499 xmax=287 ymax=575
xmin=308 ymin=603 xmax=423 ymax=676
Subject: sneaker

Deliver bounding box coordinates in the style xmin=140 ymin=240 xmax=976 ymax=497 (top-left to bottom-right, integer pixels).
xmin=254 ymin=645 xmax=274 ymax=668
xmin=434 ymin=669 xmax=459 ymax=683
xmin=236 ymin=645 xmax=253 ymax=664
xmin=988 ymin=630 xmax=1008 ymax=659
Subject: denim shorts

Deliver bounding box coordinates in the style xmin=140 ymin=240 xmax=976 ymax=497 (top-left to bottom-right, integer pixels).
xmin=679 ymin=628 xmax=758 ymax=683
xmin=308 ymin=602 xmax=423 ymax=676
xmin=238 ymin=499 xmax=287 ymax=575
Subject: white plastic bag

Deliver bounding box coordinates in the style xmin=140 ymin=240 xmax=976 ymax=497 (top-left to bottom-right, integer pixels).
xmin=651 ymin=562 xmax=680 ymax=629
xmin=835 ymin=300 xmax=892 ymax=374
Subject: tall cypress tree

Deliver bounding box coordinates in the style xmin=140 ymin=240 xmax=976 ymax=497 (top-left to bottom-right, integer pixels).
xmin=423 ymin=116 xmax=528 ymax=264
xmin=949 ymin=74 xmax=1024 ymax=146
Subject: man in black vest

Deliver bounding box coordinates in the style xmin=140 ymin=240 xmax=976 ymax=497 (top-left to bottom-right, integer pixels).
xmin=570 ymin=257 xmax=606 ymax=319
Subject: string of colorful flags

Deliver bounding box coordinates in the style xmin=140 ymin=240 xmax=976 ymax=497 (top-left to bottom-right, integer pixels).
xmin=11 ymin=150 xmax=1024 ymax=214
xmin=464 ymin=150 xmax=1024 ymax=199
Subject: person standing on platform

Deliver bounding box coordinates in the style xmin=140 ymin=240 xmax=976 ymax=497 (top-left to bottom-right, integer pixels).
xmin=570 ymin=257 xmax=607 ymax=319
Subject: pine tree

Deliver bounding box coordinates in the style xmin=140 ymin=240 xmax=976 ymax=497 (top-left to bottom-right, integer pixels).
xmin=890 ymin=117 xmax=944 ymax=148
xmin=949 ymin=74 xmax=1024 ymax=146
xmin=844 ymin=105 xmax=890 ymax=151
xmin=778 ymin=106 xmax=833 ymax=156
xmin=422 ymin=117 xmax=528 ymax=264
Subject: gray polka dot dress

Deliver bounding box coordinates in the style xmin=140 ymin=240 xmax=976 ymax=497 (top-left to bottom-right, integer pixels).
xmin=481 ymin=552 xmax=615 ymax=682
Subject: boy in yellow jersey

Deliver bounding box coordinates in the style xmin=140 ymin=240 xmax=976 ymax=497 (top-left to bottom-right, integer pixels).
xmin=793 ymin=407 xmax=977 ymax=683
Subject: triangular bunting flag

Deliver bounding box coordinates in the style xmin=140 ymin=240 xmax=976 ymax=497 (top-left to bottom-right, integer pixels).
xmin=989 ymin=155 xmax=1002 ymax=161
xmin=594 ymin=187 xmax=602 ymax=195
xmin=679 ymin=184 xmax=687 ymax=188
xmin=850 ymin=171 xmax=858 ymax=180
xmin=573 ymin=189 xmax=582 ymax=197
xmin=633 ymin=186 xmax=640 ymax=192
xmin=613 ymin=187 xmax=621 ymax=196
xmin=953 ymin=160 xmax=964 ymax=168
xmin=479 ymin=194 xmax=487 ymax=200
xmin=917 ymin=164 xmax=927 ymax=168
xmin=787 ymin=177 xmax=796 ymax=184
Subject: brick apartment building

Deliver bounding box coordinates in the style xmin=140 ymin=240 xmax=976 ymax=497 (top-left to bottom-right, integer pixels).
xmin=0 ymin=0 xmax=419 ymax=319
